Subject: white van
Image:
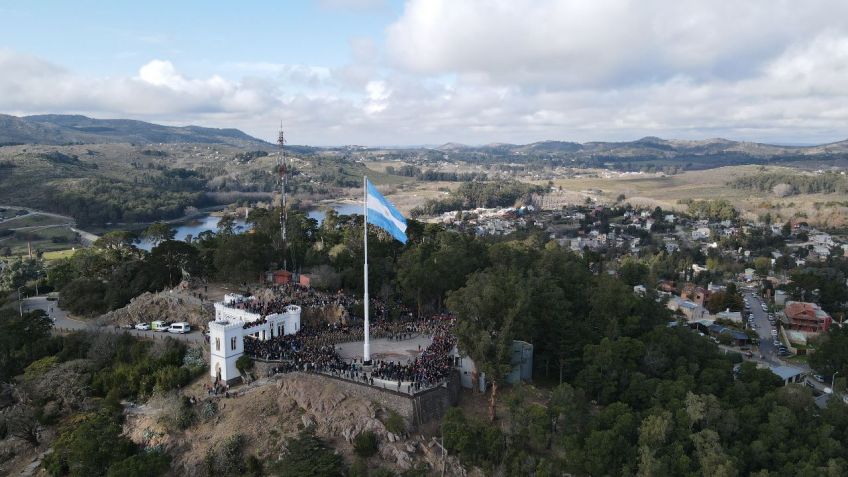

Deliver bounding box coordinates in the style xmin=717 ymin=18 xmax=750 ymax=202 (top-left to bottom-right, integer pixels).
xmin=151 ymin=320 xmax=167 ymax=331
xmin=168 ymin=322 xmax=191 ymax=334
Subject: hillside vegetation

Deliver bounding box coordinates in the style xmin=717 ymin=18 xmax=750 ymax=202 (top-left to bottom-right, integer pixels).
xmin=0 ymin=114 xmax=271 ymax=148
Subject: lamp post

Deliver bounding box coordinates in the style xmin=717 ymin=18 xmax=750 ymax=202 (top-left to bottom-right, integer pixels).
xmin=17 ymin=286 xmax=25 ymax=317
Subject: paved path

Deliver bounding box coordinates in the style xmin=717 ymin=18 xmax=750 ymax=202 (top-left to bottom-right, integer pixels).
xmin=23 ymin=295 xmax=204 ymax=344
xmin=0 ymin=204 xmax=99 ymax=244
xmin=335 ymin=335 xmax=433 ymax=363
xmin=745 ymin=292 xmax=783 ymax=366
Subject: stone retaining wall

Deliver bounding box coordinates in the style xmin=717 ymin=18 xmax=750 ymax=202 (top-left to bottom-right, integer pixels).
xmin=293 ymin=371 xmax=461 ymax=428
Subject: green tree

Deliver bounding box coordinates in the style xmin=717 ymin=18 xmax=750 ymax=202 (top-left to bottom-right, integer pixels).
xmin=44 ymin=412 xmax=136 ymax=477
xmin=753 ymin=256 xmax=771 ymax=277
xmin=105 ymin=452 xmax=170 ymax=477
xmin=810 ymin=325 xmax=848 ymax=379
xmin=448 ymin=268 xmax=526 ymax=421
xmin=619 ymin=258 xmax=650 ymax=287
xmin=149 ymin=239 xmax=199 ymax=286
xmin=213 ymin=234 xmax=273 ymax=283
xmin=0 ymin=308 xmax=54 ymax=381
xmin=142 ymin=222 xmax=175 ymax=247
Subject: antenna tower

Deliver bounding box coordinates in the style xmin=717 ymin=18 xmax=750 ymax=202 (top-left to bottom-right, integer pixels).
xmin=277 ymin=123 xmax=288 ymax=253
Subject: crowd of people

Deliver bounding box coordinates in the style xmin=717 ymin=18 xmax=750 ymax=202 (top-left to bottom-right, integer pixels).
xmin=369 ymin=317 xmax=456 ymax=389
xmin=224 ymin=283 xmax=413 ymax=324
xmin=243 ymin=313 xmax=457 ymax=394
xmin=223 ymin=283 xmax=357 ymax=316
xmin=222 ymin=284 xmax=457 ymax=394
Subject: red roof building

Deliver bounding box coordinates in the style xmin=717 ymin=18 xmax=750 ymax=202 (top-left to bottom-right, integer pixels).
xmin=784 ymin=301 xmax=832 ymax=333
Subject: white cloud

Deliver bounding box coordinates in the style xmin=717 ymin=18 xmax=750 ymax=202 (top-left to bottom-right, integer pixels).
xmin=386 ymin=0 xmax=848 ymax=88
xmin=2 ymin=2 xmax=848 ymax=145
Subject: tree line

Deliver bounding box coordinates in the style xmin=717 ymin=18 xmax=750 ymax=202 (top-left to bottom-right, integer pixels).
xmin=730 ymin=172 xmax=848 ymax=196
xmin=410 ymin=180 xmax=544 ymax=217
xmin=385 ymin=165 xmax=488 ymax=182
xmin=0 ymin=307 xmax=202 ymax=476
xmin=44 ymin=177 xmax=210 ymax=227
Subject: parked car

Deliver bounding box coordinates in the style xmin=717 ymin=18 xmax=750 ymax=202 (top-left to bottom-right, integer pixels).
xmin=135 ymin=322 xmax=150 ymax=330
xmin=151 ymin=320 xmax=168 ymax=331
xmin=168 ymin=322 xmax=191 ymax=334
xmin=814 ymin=374 xmax=825 ymax=383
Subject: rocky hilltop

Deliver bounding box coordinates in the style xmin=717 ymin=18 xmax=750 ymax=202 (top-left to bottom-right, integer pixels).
xmin=126 ymin=373 xmax=469 ymax=476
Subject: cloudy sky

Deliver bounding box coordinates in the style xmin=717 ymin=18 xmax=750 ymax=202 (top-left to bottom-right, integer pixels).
xmin=1 ymin=0 xmax=847 ymax=146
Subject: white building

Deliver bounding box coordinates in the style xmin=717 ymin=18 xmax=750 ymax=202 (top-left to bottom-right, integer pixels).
xmin=209 ymin=293 xmax=301 ymax=384
xmin=692 ymin=227 xmax=712 ymax=241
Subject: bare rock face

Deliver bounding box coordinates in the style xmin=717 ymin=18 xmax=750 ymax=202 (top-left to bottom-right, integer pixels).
xmin=276 ymin=374 xmax=387 ymax=444
xmin=380 ymin=443 xmax=414 ymax=470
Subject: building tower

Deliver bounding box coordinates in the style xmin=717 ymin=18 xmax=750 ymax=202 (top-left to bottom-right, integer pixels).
xmin=209 ymin=319 xmax=244 ymax=384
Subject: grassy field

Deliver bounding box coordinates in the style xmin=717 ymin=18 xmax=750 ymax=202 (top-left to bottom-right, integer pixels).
xmin=0 ymin=213 xmax=68 ymax=230
xmin=2 ymin=226 xmax=79 ymax=257
xmin=363 ymin=163 xmax=848 ymax=228
xmin=42 ymin=248 xmax=78 ymax=261
xmin=541 ymin=165 xmax=848 ymax=228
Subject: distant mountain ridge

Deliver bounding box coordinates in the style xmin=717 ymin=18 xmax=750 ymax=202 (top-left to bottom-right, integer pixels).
xmin=429 ymin=136 xmax=848 ymax=165
xmin=0 ymin=114 xmax=272 ymax=148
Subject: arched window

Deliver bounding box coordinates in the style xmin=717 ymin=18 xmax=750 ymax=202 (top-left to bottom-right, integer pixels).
xmin=215 ymin=337 xmax=220 ymax=351
xmin=231 ymin=337 xmax=237 ymax=350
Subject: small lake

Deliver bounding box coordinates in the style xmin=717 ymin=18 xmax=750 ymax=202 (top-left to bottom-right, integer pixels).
xmin=307 ymin=202 xmax=362 ymax=224
xmin=136 ymin=215 xmax=248 ymax=251
xmin=136 ymin=203 xmax=360 ymax=251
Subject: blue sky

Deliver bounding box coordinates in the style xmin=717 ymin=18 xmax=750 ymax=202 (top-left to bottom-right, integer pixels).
xmin=1 ymin=1 xmax=398 ymax=76
xmin=1 ymin=1 xmax=847 ymax=146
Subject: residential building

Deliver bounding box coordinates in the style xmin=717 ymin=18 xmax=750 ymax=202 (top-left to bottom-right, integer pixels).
xmin=784 ymin=301 xmax=832 ymax=334
xmin=770 ymin=365 xmax=806 ymax=386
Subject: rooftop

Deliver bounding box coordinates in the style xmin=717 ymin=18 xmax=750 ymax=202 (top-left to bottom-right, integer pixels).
xmin=770 ymin=365 xmax=805 ymax=381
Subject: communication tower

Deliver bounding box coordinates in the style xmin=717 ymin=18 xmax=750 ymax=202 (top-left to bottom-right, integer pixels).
xmin=277 ymin=124 xmax=288 ymax=245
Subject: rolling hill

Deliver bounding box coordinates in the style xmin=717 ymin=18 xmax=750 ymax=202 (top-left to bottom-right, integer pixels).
xmin=426 ymin=136 xmax=848 ymax=169
xmin=0 ymin=114 xmax=272 ymax=148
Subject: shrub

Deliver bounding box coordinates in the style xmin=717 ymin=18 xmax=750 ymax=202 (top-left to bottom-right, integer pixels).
xmin=236 ymin=355 xmax=254 ymax=375
xmin=244 ymin=454 xmax=263 ymax=477
xmin=105 ymin=451 xmax=170 ymax=477
xmin=383 ymin=409 xmax=406 ymax=435
xmin=204 ymin=434 xmax=246 ymax=476
xmin=272 ymin=431 xmax=344 ymax=477
xmin=200 ymin=400 xmax=218 ymax=420
xmin=23 ymin=356 xmax=58 ymax=382
xmin=353 ymin=431 xmax=378 ymax=459
xmin=349 ymin=459 xmax=368 ymax=477
xmin=153 ymin=365 xmax=192 ymax=394
xmin=182 ymin=347 xmax=206 ymax=372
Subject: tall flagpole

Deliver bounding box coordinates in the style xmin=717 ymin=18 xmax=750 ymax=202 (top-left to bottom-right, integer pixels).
xmin=363 ymin=176 xmax=371 ymax=364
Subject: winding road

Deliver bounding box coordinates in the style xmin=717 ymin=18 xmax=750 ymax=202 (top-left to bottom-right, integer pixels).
xmin=0 ymin=205 xmax=99 ymax=245
xmin=22 ymin=295 xmax=204 ymax=344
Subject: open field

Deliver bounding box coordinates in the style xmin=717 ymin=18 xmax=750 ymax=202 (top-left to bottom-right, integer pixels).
xmin=1 ymin=226 xmax=79 ymax=256
xmin=380 ymin=181 xmax=459 ymax=214
xmin=0 ymin=212 xmax=68 ymax=230
xmin=361 ymin=163 xmax=848 ymax=228
xmin=42 ymin=248 xmax=78 ymax=261
xmin=540 ymin=165 xmax=848 ymax=228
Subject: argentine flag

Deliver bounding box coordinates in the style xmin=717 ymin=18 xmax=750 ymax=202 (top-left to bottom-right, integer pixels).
xmin=366 ymin=179 xmax=408 ymax=244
